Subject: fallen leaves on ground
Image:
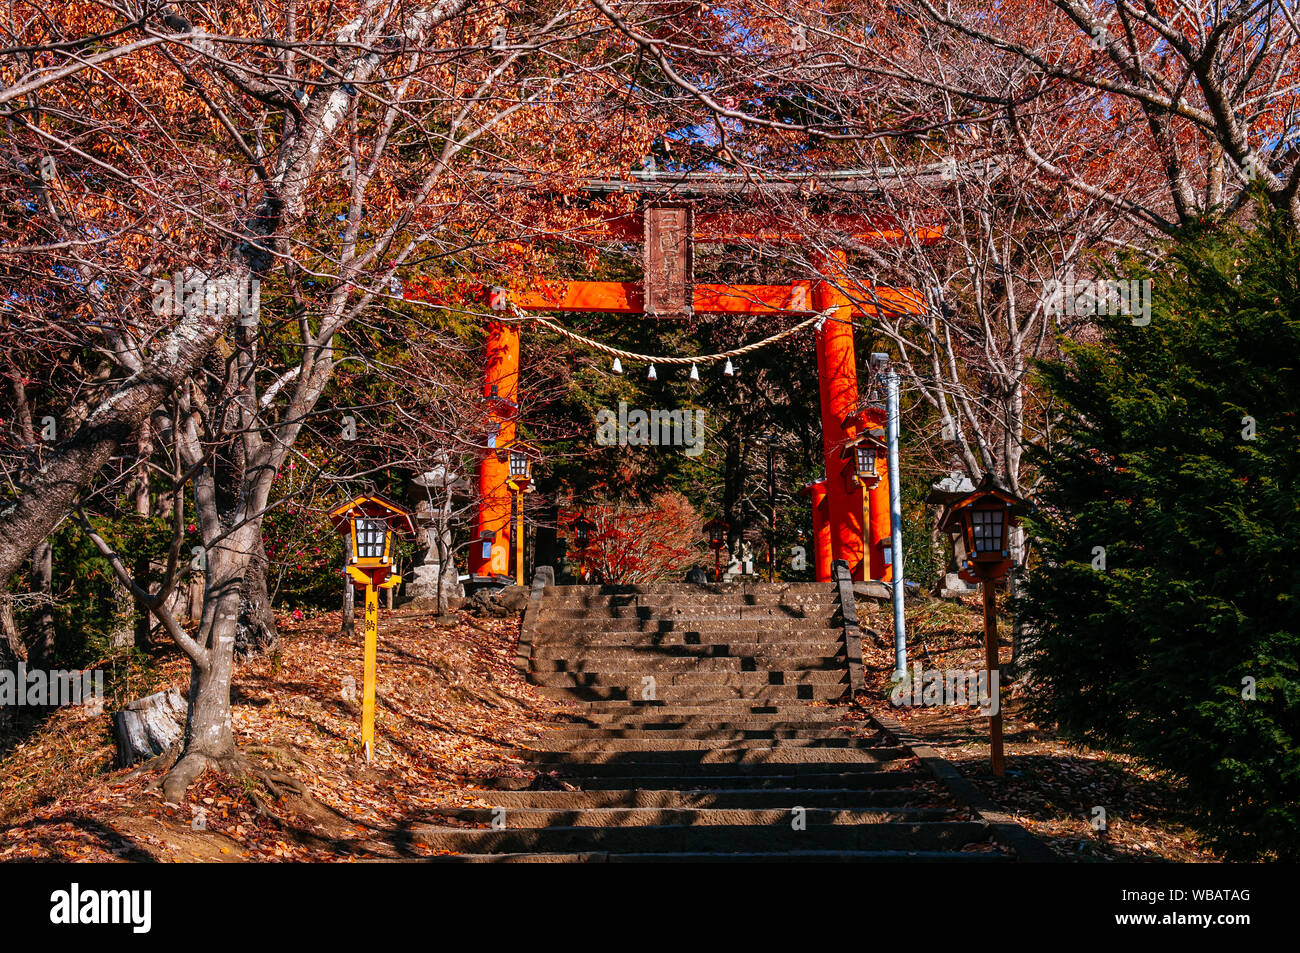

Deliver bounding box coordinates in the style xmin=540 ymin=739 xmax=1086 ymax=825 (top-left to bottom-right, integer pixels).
xmin=0 ymin=606 xmax=569 ymax=861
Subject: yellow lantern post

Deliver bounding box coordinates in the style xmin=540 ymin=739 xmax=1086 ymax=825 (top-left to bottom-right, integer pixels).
xmin=360 ymin=577 xmax=379 ymax=754
xmin=505 ymin=442 xmax=538 ymax=587
xmin=328 ymin=494 xmax=416 ymax=762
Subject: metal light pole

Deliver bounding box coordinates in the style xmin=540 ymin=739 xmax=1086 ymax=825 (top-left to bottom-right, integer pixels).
xmin=875 ymin=354 xmax=908 ymax=679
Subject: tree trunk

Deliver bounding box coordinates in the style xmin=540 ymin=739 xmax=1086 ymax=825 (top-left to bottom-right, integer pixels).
xmin=29 ymin=540 xmax=56 ymax=665
xmin=134 ymin=430 xmax=154 ymax=648
xmin=0 ymin=598 xmax=21 ymax=731
xmin=1006 ymin=525 xmax=1032 ymax=682
xmin=161 ymin=513 xmax=265 ymax=802
xmin=928 ymin=505 xmax=946 ymax=591
xmin=235 ymin=531 xmax=278 ymax=657
xmin=164 ymin=566 xmax=241 ymax=802
xmin=181 ymin=571 xmax=198 ymax=625
xmin=722 ymin=430 xmax=746 ymax=565
xmin=110 ymin=572 xmax=135 ymax=649
xmin=134 ymin=551 xmax=153 ymax=649
xmin=134 ymin=425 xmax=152 ymax=517
xmin=0 ymin=598 xmax=24 ymax=665
xmin=433 ymin=488 xmax=462 ymax=612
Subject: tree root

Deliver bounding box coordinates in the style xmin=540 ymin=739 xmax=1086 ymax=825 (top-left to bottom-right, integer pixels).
xmin=162 ymin=751 xmax=217 ymax=804
xmin=253 ymin=769 xmax=312 ymax=803
xmin=132 ymin=745 xmax=181 ymax=785
xmin=161 ymin=746 xmax=315 ymax=812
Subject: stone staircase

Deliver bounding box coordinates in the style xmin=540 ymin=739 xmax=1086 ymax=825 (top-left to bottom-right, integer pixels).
xmin=418 ymin=580 xmax=1018 ymax=862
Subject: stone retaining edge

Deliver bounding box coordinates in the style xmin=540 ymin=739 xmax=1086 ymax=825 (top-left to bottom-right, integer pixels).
xmin=516 ymin=565 xmax=554 ymax=676
xmin=868 ymin=705 xmax=1058 ymax=863
xmin=831 ymin=560 xmax=865 ymax=699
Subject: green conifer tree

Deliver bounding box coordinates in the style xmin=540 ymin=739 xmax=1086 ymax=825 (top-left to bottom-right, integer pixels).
xmin=1019 ymin=211 xmax=1300 ymax=859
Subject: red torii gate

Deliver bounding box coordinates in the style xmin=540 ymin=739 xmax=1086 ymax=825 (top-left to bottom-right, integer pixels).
xmin=408 ymin=204 xmax=933 ymax=584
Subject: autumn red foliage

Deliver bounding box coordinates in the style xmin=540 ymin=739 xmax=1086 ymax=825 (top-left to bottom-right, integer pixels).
xmin=563 ymin=492 xmax=703 ymax=584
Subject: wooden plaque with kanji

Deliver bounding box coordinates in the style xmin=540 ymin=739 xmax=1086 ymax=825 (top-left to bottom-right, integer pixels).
xmin=643 ymin=204 xmax=694 ymax=318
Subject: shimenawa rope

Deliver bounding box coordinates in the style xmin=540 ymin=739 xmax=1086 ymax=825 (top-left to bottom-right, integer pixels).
xmin=505 ymin=303 xmax=834 ymax=365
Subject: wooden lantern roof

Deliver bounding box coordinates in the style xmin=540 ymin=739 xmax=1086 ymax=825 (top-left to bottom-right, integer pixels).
xmin=935 ymin=473 xmax=1032 ymax=535
xmin=839 ymin=428 xmax=888 ymax=460
xmin=327 ymin=494 xmax=417 ymax=537
xmin=503 ymin=438 xmax=541 ymax=460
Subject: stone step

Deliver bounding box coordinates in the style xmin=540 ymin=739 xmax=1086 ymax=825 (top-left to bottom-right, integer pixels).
xmin=544 ymin=583 xmax=834 ymax=598
xmin=538 ymin=606 xmax=836 ymax=621
xmin=473 ymin=770 xmax=928 ymax=791
xmin=529 ymin=643 xmax=845 ymax=660
xmin=534 ymin=628 xmax=841 ymax=644
xmin=536 ymin=629 xmax=840 ymax=643
xmin=556 ymin=702 xmax=852 ymax=717
xmin=551 ymin=722 xmax=860 ymax=736
xmin=534 ymin=685 xmax=845 ymax=702
xmin=422 ymin=849 xmax=1011 ymax=863
xmin=454 ymin=787 xmax=941 ymax=809
xmin=530 ymin=671 xmax=848 ymax=688
xmin=542 ymin=604 xmax=838 ymax=618
xmin=530 ymin=656 xmax=846 ymax=672
xmin=425 ymin=806 xmax=961 ymax=827
xmin=535 ymin=608 xmax=832 ymax=624
xmin=527 ymin=642 xmax=842 ymax=657
xmin=411 ymin=821 xmax=992 ymax=854
xmin=551 ymin=719 xmax=859 ymax=733
xmin=472 ymin=580 xmax=1018 ymax=862
xmin=537 ymin=619 xmax=842 ymax=632
xmin=509 ymin=746 xmax=910 ymax=766
xmin=533 ymin=640 xmax=844 ymax=657
xmin=542 ymin=593 xmax=837 ymax=608
xmin=507 ymin=759 xmax=908 ymax=779
xmin=511 ymin=737 xmax=892 ymax=753
xmin=539 ymin=727 xmax=878 ymax=740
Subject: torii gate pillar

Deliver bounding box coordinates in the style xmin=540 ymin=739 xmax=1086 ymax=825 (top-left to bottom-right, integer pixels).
xmin=470 ymin=321 xmax=519 ymax=579
xmin=807 ymin=479 xmax=833 ymax=583
xmin=813 ymin=250 xmax=867 ymax=581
